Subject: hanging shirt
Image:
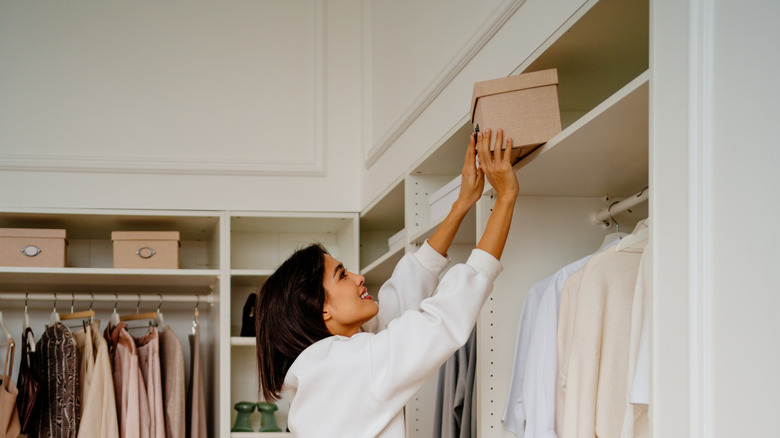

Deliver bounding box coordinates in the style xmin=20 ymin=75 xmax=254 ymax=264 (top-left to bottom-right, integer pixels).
xmin=105 ymin=322 xmax=151 ymax=438
xmin=501 ymin=275 xmax=553 ymax=438
xmin=159 ymin=326 xmax=185 ymax=438
xmin=559 ymin=245 xmax=643 ymax=438
xmin=522 ymin=253 xmax=599 ymax=438
xmin=433 ymin=327 xmax=477 ymax=438
xmin=136 ymin=327 xmax=165 ymax=438
xmin=33 ymin=322 xmax=80 ymax=438
xmin=187 ymin=324 xmax=207 ymax=438
xmin=75 ymin=321 xmax=119 ymax=438
xmin=620 ymin=240 xmax=651 ymax=438
xmin=504 ymin=239 xmax=619 ymax=438
xmin=283 ymin=242 xmax=502 ymax=438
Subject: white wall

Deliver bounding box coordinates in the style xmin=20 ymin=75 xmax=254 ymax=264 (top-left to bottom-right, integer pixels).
xmin=0 ymin=0 xmax=363 ymax=212
xmin=652 ymin=0 xmax=780 ymax=436
xmin=360 ymin=0 xmax=588 ymax=208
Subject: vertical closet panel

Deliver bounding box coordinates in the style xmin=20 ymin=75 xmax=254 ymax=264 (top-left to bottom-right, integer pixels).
xmin=477 ymin=196 xmax=643 ymax=436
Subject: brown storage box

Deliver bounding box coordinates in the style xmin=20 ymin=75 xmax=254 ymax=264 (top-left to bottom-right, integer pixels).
xmin=470 ymin=68 xmax=562 ymax=164
xmin=112 ymin=231 xmax=180 ymax=269
xmin=0 ymin=228 xmax=67 ymax=267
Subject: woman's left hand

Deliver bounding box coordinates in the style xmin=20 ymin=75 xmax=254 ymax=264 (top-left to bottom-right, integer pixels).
xmin=454 ymin=131 xmax=485 ymax=213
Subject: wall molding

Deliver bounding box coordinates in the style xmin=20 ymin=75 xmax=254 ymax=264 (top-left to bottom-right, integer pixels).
xmin=0 ymin=0 xmax=326 ymax=177
xmin=363 ymin=0 xmax=526 ymax=168
xmin=687 ymin=0 xmax=715 ymax=435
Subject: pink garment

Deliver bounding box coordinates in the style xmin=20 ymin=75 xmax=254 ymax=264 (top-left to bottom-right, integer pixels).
xmin=135 ymin=328 xmax=165 ymax=438
xmin=106 ymin=323 xmax=151 ymax=438
xmin=0 ymin=341 xmax=20 ymax=438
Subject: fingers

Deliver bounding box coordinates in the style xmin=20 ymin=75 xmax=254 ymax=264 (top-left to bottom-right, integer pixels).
xmin=503 ymin=136 xmax=513 ymax=163
xmin=464 ymin=131 xmax=477 ymax=171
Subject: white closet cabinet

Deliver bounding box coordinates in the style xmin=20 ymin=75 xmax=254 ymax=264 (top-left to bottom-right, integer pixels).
xmin=0 ymin=208 xmax=358 ymax=438
xmin=359 ymin=0 xmax=649 ymax=436
xmin=225 ymin=211 xmax=358 ymax=437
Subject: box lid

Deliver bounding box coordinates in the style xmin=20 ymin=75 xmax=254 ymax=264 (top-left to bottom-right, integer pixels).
xmin=0 ymin=228 xmax=67 ymax=239
xmin=470 ymin=68 xmax=559 ymax=123
xmin=111 ymin=231 xmax=181 ymax=242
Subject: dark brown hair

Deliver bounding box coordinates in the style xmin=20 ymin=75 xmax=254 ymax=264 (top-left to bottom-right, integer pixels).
xmin=255 ymin=243 xmax=333 ymax=402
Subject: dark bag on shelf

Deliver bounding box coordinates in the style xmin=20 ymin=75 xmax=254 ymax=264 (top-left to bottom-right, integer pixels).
xmin=240 ymin=293 xmax=257 ymax=337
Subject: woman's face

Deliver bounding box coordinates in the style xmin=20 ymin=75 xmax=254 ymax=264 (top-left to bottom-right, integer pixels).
xmin=321 ymin=254 xmax=378 ymax=337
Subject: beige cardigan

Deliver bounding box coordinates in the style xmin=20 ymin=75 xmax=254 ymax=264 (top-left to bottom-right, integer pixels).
xmin=75 ymin=322 xmax=119 ymax=438
xmin=558 ymin=246 xmax=642 ymax=438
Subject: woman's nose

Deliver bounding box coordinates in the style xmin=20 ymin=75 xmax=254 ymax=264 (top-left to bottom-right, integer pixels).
xmin=355 ymin=273 xmax=365 ymax=286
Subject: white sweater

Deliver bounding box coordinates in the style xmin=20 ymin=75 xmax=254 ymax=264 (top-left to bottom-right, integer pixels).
xmin=283 ymin=242 xmax=503 ymax=437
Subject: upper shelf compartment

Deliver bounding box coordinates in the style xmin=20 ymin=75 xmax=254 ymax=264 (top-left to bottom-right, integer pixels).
xmin=519 ymin=0 xmax=649 ymax=129
xmin=513 ymin=71 xmax=648 ymax=197
xmin=0 ymin=209 xmax=221 ymax=270
xmin=230 ymin=212 xmax=358 ymax=272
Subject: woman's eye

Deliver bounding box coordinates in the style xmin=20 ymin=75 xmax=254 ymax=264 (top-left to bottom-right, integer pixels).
xmin=340 ymin=270 xmax=348 ymax=279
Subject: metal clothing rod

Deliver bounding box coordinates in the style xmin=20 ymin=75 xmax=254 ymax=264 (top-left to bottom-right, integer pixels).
xmin=593 ymin=188 xmax=650 ymax=224
xmin=0 ymin=292 xmax=216 ymax=304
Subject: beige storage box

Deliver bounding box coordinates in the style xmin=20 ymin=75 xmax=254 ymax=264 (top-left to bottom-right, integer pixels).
xmin=0 ymin=228 xmax=67 ymax=267
xmin=470 ymin=68 xmax=562 ymax=164
xmin=112 ymin=231 xmax=180 ymax=269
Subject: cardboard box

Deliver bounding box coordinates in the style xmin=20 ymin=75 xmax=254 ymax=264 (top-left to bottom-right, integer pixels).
xmin=428 ymin=176 xmax=461 ymax=221
xmin=112 ymin=231 xmax=180 ymax=269
xmin=471 ymin=68 xmax=562 ymax=164
xmin=0 ymin=228 xmax=67 ymax=267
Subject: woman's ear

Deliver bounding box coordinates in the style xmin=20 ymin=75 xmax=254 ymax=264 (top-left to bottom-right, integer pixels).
xmin=322 ymin=304 xmax=332 ymax=322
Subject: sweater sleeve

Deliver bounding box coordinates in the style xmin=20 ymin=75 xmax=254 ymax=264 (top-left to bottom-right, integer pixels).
xmin=368 ymin=248 xmax=502 ymax=407
xmin=362 ymin=241 xmax=450 ymax=333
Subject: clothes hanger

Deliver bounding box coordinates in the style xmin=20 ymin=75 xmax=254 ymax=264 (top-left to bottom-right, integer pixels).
xmin=60 ymin=292 xmax=97 ymax=330
xmin=109 ymin=293 xmax=121 ymax=327
xmin=191 ymin=295 xmax=200 ymax=335
xmin=23 ymin=293 xmax=36 ymax=353
xmin=120 ymin=293 xmax=159 ymax=325
xmin=598 ymin=201 xmax=627 ymax=250
xmin=155 ymin=294 xmax=165 ymax=333
xmin=47 ymin=292 xmax=61 ymax=327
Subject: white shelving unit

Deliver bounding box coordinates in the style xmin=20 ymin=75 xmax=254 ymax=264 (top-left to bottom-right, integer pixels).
xmin=0 ymin=208 xmax=359 ymax=437
xmin=356 ymin=0 xmax=649 ymax=436
xmin=224 ymin=211 xmax=358 ymax=437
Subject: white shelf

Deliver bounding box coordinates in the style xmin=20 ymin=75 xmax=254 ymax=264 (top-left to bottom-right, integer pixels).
xmin=231 ymin=336 xmax=256 ymax=347
xmin=511 ymin=71 xmax=649 ymax=197
xmin=361 ymin=244 xmax=405 ymax=286
xmin=0 ymin=267 xmax=219 ymax=293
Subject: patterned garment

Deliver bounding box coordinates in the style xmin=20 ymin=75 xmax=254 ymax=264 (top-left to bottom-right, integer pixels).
xmin=32 ymin=322 xmax=80 ymax=438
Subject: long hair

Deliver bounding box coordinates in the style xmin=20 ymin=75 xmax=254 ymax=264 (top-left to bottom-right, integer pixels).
xmin=255 ymin=243 xmax=333 ymax=402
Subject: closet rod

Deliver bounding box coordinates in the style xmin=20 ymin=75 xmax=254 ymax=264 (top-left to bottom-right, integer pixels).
xmin=0 ymin=292 xmax=217 ymax=304
xmin=593 ymin=187 xmax=649 ymax=224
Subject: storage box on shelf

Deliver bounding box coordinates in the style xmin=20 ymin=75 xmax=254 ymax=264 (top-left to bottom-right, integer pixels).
xmin=112 ymin=231 xmax=181 ymax=269
xmin=470 ymin=68 xmax=562 ymax=164
xmin=0 ymin=228 xmax=67 ymax=267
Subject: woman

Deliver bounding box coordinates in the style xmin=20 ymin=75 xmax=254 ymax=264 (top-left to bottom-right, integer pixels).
xmin=255 ymin=128 xmax=519 ymax=437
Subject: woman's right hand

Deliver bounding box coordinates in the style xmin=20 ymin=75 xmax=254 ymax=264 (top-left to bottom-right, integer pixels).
xmin=476 ymin=128 xmax=519 ymax=201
